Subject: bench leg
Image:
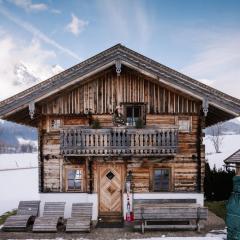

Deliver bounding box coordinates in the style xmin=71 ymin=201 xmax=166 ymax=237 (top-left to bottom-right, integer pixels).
xmin=141 ymin=221 xmax=145 ymax=234
xmin=196 ymin=219 xmax=201 ymax=232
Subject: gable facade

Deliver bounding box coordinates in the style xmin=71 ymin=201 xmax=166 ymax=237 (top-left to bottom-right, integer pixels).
xmin=0 ymin=44 xmax=239 ymax=220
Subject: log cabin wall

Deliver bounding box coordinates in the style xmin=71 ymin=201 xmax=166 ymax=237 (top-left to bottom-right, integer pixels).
xmin=39 ymin=115 xmax=205 ymax=193
xmin=38 ymin=66 xmax=205 ymax=193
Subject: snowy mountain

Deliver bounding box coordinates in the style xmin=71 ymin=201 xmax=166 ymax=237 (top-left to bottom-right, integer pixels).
xmin=13 ymin=62 xmax=64 ymax=87
xmin=0 ymin=62 xmax=63 ymax=152
xmin=0 ymin=120 xmax=37 ymax=147
xmin=205 ymin=118 xmax=240 ymax=135
xmin=13 ymin=62 xmax=39 ymax=86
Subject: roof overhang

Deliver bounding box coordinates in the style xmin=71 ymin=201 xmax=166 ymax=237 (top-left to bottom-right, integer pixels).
xmin=224 ymin=149 xmax=240 ymax=164
xmin=0 ymin=44 xmax=239 ymax=127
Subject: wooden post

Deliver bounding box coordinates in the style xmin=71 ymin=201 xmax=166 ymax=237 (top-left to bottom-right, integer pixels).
xmin=89 ymin=158 xmax=93 ymax=193
xmin=197 ymin=110 xmax=205 ymax=192
xmin=236 ymin=163 xmax=240 ymax=176
xmin=38 ymin=129 xmax=44 ymax=192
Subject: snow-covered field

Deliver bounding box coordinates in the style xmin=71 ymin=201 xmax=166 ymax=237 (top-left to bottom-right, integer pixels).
xmin=0 ymin=153 xmax=39 ymax=215
xmin=204 ymin=134 xmax=240 ymax=170
xmin=0 ymin=153 xmax=38 ymax=170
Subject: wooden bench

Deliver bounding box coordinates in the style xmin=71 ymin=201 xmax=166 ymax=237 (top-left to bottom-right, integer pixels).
xmin=133 ymin=199 xmax=208 ymax=233
xmin=2 ymin=201 xmax=40 ymax=231
xmin=32 ymin=202 xmax=65 ymax=232
xmin=66 ymin=203 xmax=93 ymax=232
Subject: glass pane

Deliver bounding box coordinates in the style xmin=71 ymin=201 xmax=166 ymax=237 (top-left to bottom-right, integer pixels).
xmin=68 ymin=180 xmax=75 ymax=190
xmin=106 ymin=171 xmax=115 ymax=180
xmin=68 ymin=170 xmax=76 ymax=179
xmin=127 ymin=117 xmax=133 ymax=125
xmin=133 ymin=107 xmax=141 ymax=118
xmin=74 ymin=180 xmax=81 ymax=189
xmin=154 ymin=169 xmax=169 ymax=191
xmin=51 ymin=119 xmax=61 ymax=129
xmin=75 ymin=170 xmax=81 ymax=180
xmin=126 ymin=107 xmax=133 ymax=118
xmin=154 ymin=169 xmax=162 ymax=178
xmin=179 ymin=120 xmax=190 ymax=132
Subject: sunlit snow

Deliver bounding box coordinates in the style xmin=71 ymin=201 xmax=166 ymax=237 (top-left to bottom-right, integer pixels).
xmin=204 ymin=134 xmax=240 ymax=170
xmin=0 ymin=153 xmax=38 ymax=215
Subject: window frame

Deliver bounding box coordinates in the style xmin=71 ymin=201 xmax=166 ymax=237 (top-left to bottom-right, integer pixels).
xmin=121 ymin=102 xmax=146 ymax=126
xmin=48 ymin=117 xmax=62 ymax=132
xmin=152 ymin=168 xmax=171 ymax=192
xmin=178 ymin=116 xmax=192 ymax=133
xmin=64 ymin=165 xmax=85 ymax=192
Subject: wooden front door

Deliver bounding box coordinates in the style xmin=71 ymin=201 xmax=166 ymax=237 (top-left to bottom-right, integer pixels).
xmin=98 ymin=163 xmax=124 ymax=215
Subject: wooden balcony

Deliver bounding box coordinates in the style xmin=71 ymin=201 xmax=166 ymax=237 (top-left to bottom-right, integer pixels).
xmin=60 ymin=127 xmax=178 ymax=156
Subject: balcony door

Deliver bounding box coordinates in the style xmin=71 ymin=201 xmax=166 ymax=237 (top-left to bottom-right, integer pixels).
xmin=98 ymin=163 xmax=124 ymax=216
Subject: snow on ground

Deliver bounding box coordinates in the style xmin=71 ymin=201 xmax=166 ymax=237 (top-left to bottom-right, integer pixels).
xmin=0 ymin=153 xmax=38 ymax=170
xmin=204 ymin=134 xmax=240 ymax=170
xmin=0 ymin=153 xmax=39 ymax=215
xmin=124 ymin=238 xmax=224 ymax=240
xmin=5 ymin=237 xmax=226 ymax=240
xmin=120 ymin=238 xmax=225 ymax=240
xmin=17 ymin=137 xmax=38 ymax=148
xmin=7 ymin=233 xmax=226 ymax=240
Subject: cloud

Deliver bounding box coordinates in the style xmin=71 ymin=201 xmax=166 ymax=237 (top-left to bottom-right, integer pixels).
xmin=182 ymin=31 xmax=240 ymax=99
xmin=51 ymin=9 xmax=61 ymax=14
xmin=0 ymin=31 xmax=63 ymax=100
xmin=0 ymin=7 xmax=81 ymax=61
xmin=8 ymin=0 xmax=48 ymax=11
xmin=97 ymin=0 xmax=152 ymax=46
xmin=66 ymin=14 xmax=88 ymax=36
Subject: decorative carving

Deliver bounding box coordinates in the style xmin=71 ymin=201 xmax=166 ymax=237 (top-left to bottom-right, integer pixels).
xmin=112 ymin=105 xmax=125 ymax=126
xmin=106 ymin=171 xmax=115 ymax=180
xmin=28 ymin=102 xmax=35 ymax=119
xmin=202 ymin=98 xmax=209 ymax=117
xmin=115 ymin=59 xmax=121 ymax=76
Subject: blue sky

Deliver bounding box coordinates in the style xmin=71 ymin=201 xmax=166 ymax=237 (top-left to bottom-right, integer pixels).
xmin=0 ymin=0 xmax=240 ymax=99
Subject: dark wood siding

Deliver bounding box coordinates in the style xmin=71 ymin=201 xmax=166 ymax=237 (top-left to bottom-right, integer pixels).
xmin=41 ymin=67 xmax=200 ymax=115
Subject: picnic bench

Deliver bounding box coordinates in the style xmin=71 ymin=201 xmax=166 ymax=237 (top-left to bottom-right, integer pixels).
xmin=2 ymin=201 xmax=40 ymax=231
xmin=133 ymin=199 xmax=208 ymax=233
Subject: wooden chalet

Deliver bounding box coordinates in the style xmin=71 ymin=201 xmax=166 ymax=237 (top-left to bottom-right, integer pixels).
xmin=0 ymin=44 xmax=240 ymax=223
xmin=225 ymin=149 xmax=240 ymax=175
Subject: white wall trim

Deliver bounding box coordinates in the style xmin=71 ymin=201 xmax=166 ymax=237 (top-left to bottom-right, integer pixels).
xmin=123 ymin=192 xmax=204 ymax=220
xmin=40 ymin=192 xmax=204 ymax=221
xmin=39 ymin=193 xmax=98 ymax=220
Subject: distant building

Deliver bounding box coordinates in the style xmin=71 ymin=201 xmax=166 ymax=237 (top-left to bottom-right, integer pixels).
xmin=224 ymin=149 xmax=240 ymax=175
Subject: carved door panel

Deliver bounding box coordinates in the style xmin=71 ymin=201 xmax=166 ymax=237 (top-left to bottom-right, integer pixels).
xmin=98 ymin=164 xmax=124 ymax=214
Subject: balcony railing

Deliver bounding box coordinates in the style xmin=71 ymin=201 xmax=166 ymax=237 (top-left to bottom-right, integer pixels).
xmin=60 ymin=127 xmax=178 ymax=156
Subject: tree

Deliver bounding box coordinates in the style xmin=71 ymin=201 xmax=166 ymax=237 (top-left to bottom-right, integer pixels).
xmin=204 ymin=161 xmax=235 ymax=201
xmin=208 ymin=123 xmax=224 ymax=153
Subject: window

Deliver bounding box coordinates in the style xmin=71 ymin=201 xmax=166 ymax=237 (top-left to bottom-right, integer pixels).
xmin=126 ymin=106 xmax=141 ymax=126
xmin=153 ymin=168 xmax=170 ymax=192
xmin=65 ymin=167 xmax=84 ymax=192
xmin=178 ymin=117 xmax=191 ymax=132
xmin=122 ymin=104 xmax=145 ymax=126
xmin=50 ymin=119 xmax=61 ymax=129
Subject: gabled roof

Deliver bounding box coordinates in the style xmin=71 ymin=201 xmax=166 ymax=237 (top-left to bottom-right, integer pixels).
xmin=0 ymin=43 xmax=240 ymax=126
xmin=224 ymin=149 xmax=240 ymax=164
